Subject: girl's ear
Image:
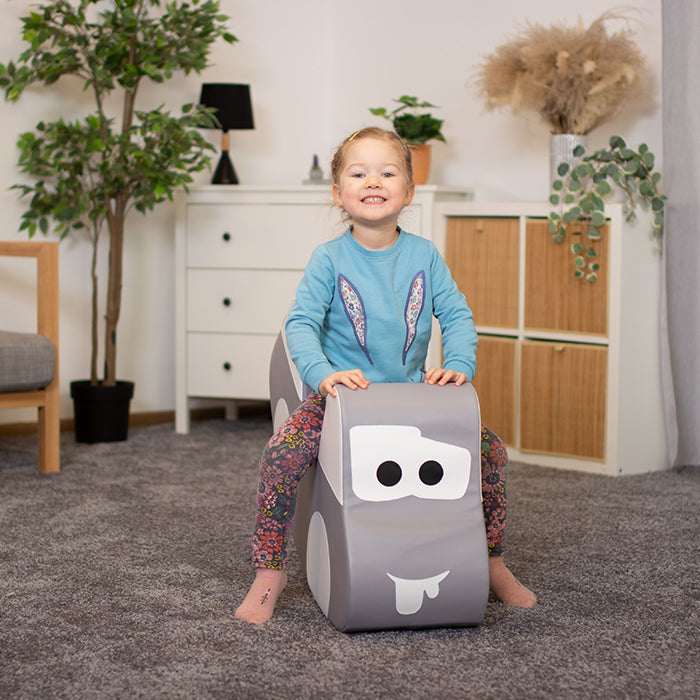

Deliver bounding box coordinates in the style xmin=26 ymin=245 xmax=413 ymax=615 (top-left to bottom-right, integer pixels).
xmin=332 ymin=182 xmax=343 ymax=208
xmin=404 ymin=183 xmax=416 ymax=206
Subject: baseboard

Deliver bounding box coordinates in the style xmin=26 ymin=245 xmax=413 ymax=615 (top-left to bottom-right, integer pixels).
xmin=0 ymin=402 xmax=271 ymax=437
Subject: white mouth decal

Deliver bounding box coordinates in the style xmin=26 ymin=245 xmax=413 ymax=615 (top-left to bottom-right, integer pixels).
xmin=386 ymin=570 xmax=450 ymax=615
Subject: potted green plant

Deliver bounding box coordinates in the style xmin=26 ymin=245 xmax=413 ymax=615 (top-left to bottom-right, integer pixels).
xmin=369 ymin=95 xmax=446 ymax=184
xmin=0 ymin=0 xmax=235 ymax=442
xmin=548 ymin=135 xmax=666 ymax=282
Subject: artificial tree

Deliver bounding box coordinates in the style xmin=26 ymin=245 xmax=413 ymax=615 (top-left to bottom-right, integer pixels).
xmin=0 ymin=0 xmax=235 ymax=387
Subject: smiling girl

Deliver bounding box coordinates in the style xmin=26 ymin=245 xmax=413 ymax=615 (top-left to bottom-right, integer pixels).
xmin=234 ymin=127 xmax=536 ymax=624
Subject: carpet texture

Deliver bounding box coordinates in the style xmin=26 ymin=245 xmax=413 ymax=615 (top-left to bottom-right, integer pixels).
xmin=1 ymin=418 xmax=698 ymax=699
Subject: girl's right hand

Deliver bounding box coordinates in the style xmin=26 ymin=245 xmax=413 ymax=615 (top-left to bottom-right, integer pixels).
xmin=319 ymin=370 xmax=370 ymax=398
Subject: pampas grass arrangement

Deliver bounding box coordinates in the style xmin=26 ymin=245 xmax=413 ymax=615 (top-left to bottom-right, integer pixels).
xmin=475 ymin=12 xmax=649 ymax=134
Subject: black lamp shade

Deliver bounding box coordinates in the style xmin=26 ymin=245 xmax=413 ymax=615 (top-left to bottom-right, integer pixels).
xmin=199 ymin=83 xmax=254 ymax=131
xmin=199 ymin=83 xmax=254 ymax=185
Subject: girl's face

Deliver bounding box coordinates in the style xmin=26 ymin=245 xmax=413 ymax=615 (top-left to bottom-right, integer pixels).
xmin=332 ymin=137 xmax=415 ymax=230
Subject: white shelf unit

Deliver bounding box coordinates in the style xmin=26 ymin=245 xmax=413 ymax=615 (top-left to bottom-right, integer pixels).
xmin=430 ymin=201 xmax=669 ymax=476
xmin=174 ymin=185 xmax=472 ymax=434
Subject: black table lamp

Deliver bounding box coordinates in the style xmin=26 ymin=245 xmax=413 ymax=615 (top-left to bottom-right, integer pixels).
xmin=199 ymin=83 xmax=254 ymax=184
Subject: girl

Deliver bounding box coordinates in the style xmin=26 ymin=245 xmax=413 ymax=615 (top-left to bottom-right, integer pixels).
xmin=235 ymin=127 xmax=536 ymax=624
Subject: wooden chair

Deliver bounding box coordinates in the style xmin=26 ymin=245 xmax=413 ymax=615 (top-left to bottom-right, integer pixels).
xmin=0 ymin=241 xmax=60 ymax=473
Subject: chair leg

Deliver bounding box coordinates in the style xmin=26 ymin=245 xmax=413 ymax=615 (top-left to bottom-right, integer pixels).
xmin=38 ymin=382 xmax=60 ymax=473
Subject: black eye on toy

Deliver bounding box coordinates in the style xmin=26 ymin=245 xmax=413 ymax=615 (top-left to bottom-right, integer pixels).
xmin=376 ymin=460 xmax=402 ymax=486
xmin=419 ymin=460 xmax=444 ymax=485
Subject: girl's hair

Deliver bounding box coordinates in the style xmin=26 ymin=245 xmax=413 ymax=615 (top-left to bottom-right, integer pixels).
xmin=330 ymin=127 xmax=413 ymax=185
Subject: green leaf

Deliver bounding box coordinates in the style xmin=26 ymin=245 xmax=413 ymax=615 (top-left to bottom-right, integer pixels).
xmin=609 ymin=135 xmax=626 ymax=149
xmin=587 ymin=226 xmax=602 ymax=240
xmin=576 ymin=162 xmax=595 ymax=178
xmin=595 ymin=180 xmax=612 ymax=197
xmin=557 ymin=162 xmax=570 ymax=177
xmin=549 ymin=193 xmax=560 ymax=205
xmin=572 ymin=242 xmax=583 ymax=254
xmin=591 ymin=211 xmax=606 ymax=227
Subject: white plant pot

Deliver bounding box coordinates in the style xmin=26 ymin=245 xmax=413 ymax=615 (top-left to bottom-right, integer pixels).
xmin=550 ymin=134 xmax=588 ymax=189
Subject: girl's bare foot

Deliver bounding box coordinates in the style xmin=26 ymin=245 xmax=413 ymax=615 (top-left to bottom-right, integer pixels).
xmin=489 ymin=556 xmax=537 ymax=607
xmin=235 ymin=568 xmax=287 ymax=624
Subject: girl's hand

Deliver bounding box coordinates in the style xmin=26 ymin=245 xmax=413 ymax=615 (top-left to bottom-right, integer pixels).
xmin=319 ymin=370 xmax=370 ymax=398
xmin=424 ymin=367 xmax=469 ymax=387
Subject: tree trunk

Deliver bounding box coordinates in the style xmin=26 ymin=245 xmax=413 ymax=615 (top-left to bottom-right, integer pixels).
xmin=103 ymin=196 xmax=126 ymax=386
xmin=90 ymin=225 xmax=99 ymax=385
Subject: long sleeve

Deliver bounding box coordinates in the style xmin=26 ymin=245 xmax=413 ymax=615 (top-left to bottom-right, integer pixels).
xmin=285 ymin=246 xmax=337 ymax=393
xmin=430 ymin=247 xmax=478 ymax=380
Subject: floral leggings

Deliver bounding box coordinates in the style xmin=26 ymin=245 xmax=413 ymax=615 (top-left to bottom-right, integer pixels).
xmin=252 ymin=393 xmax=508 ymax=570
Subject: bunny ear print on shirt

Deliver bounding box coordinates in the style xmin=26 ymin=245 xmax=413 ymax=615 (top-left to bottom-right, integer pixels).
xmin=338 ymin=274 xmax=374 ymax=364
xmin=403 ymin=271 xmax=425 ymax=365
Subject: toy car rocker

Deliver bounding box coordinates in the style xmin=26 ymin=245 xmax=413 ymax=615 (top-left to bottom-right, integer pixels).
xmin=269 ymin=329 xmax=489 ymax=631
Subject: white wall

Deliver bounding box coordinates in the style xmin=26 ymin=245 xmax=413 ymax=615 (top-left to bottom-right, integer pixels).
xmin=0 ymin=0 xmax=663 ymax=423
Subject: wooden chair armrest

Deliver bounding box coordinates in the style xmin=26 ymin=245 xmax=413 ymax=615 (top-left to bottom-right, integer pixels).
xmin=0 ymin=241 xmax=59 ymax=346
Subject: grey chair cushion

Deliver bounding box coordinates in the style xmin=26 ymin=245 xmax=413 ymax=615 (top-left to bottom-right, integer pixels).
xmin=0 ymin=330 xmax=56 ymax=392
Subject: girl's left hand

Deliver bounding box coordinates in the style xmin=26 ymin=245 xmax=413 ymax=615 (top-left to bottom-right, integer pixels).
xmin=424 ymin=367 xmax=469 ymax=386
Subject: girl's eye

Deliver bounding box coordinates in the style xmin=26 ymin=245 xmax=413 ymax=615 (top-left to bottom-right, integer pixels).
xmin=382 ymin=172 xmax=395 ymax=178
xmin=351 ymin=172 xmax=365 ymax=178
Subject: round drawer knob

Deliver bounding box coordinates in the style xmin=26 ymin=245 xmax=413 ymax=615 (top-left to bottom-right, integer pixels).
xmin=222 ymin=297 xmax=231 ymax=307
xmin=223 ymin=362 xmax=232 ymax=371
xmin=222 ymin=232 xmax=231 ymax=242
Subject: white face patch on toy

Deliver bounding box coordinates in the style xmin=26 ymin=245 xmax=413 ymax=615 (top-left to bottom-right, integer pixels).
xmin=387 ymin=570 xmax=450 ymax=615
xmin=348 ymin=425 xmax=471 ymax=502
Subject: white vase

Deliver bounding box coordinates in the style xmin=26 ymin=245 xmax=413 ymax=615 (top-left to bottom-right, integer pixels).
xmin=550 ymin=134 xmax=588 ymax=188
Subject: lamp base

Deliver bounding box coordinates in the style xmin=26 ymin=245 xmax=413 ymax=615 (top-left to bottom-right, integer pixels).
xmin=211 ymin=151 xmax=239 ymax=185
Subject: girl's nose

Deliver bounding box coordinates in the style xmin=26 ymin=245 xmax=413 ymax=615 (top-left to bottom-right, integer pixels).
xmin=366 ymin=174 xmax=381 ymax=187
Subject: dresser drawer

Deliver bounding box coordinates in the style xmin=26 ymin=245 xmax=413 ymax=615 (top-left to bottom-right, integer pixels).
xmin=187 ymin=269 xmax=302 ymax=333
xmin=187 ymin=333 xmax=276 ymax=400
xmin=186 ymin=204 xmax=338 ymax=269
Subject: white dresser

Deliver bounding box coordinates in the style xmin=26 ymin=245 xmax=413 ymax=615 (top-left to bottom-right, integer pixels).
xmin=174 ymin=185 xmax=472 ymax=433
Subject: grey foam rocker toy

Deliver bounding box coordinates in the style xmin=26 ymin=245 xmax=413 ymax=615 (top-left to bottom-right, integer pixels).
xmin=269 ymin=329 xmax=489 ymax=632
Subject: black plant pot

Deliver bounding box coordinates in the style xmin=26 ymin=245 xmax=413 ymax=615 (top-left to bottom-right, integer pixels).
xmin=70 ymin=380 xmax=135 ymax=444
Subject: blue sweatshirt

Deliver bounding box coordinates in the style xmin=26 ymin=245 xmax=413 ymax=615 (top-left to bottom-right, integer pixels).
xmin=286 ymin=228 xmax=477 ymax=394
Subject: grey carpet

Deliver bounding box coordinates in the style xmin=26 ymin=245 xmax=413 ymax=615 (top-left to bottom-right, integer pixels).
xmin=0 ymin=418 xmax=698 ymax=699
